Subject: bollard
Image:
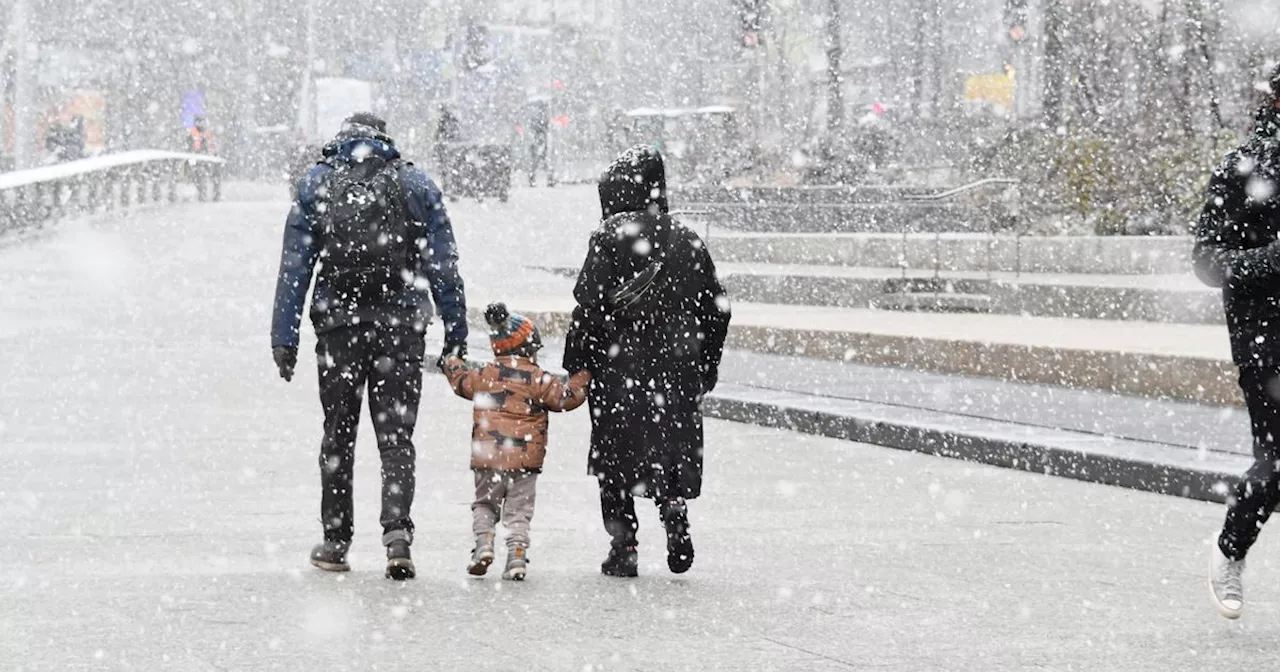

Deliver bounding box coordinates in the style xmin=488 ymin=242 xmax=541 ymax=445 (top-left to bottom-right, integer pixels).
xmin=32 ymin=182 xmax=45 ymax=227
xmin=211 ymin=163 xmax=223 ymax=202
xmin=51 ymin=180 xmax=64 ymax=221
xmin=69 ymin=178 xmax=83 ymax=214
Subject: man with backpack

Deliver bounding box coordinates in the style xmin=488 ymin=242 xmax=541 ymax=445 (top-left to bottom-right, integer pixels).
xmin=270 ymin=112 xmax=469 ymax=581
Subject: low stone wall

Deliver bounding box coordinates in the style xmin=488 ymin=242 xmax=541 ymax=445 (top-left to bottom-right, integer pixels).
xmin=710 ymin=233 xmax=1192 ymax=275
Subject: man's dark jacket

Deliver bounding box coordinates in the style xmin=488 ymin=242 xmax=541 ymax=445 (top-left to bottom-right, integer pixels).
xmin=271 ymin=130 xmax=467 ymax=348
xmin=1194 ymin=107 xmax=1280 ymax=366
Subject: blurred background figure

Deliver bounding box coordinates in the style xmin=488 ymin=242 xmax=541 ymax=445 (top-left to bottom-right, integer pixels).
xmin=524 ymin=98 xmax=553 ymax=187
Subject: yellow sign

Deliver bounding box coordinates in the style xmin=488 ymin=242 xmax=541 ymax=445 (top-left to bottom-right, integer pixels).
xmin=965 ymin=72 xmax=1015 ymax=109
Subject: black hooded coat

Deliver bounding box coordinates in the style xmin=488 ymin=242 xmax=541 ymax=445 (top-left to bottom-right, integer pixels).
xmin=1193 ymin=104 xmax=1280 ymax=366
xmin=562 ymin=147 xmax=731 ymax=499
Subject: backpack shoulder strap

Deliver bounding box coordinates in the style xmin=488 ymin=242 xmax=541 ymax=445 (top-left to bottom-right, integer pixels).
xmin=387 ymin=159 xmax=414 ymax=223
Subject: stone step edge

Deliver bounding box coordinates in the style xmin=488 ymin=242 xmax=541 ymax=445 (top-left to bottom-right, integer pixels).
xmin=703 ymin=383 xmax=1245 ymax=504
xmin=490 ymin=306 xmax=1241 ymax=407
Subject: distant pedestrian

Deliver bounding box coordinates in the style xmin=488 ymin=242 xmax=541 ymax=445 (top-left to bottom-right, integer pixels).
xmin=187 ymin=116 xmax=216 ymax=155
xmin=563 ymin=145 xmax=731 ymax=578
xmin=271 ymin=112 xmax=469 ymax=581
xmin=526 ymin=101 xmax=554 ymax=187
xmin=186 ymin=116 xmax=221 ymax=201
xmin=1195 ymin=63 xmax=1280 ymax=619
xmin=443 ymin=303 xmax=591 ymax=581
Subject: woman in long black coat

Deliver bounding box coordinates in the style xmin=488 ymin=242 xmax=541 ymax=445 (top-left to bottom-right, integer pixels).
xmin=563 ymin=146 xmax=731 ymax=577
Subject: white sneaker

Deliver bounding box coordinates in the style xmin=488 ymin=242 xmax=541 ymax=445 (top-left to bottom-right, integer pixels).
xmin=1209 ymin=534 xmax=1245 ymax=619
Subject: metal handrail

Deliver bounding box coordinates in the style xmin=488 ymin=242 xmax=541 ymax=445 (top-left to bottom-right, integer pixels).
xmin=900 ymin=178 xmax=1020 ymax=202
xmin=897 ymin=178 xmax=1022 ymax=290
xmin=0 ymin=150 xmax=223 ymax=191
xmin=0 ymin=150 xmax=225 ymax=234
xmin=671 ymin=208 xmax=714 ymax=241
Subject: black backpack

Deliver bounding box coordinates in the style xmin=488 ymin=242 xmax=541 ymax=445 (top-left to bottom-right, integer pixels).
xmin=608 ymin=217 xmax=682 ymax=320
xmin=318 ymin=155 xmax=412 ymax=301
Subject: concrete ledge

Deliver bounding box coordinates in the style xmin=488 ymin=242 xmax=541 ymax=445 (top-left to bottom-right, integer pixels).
xmin=722 ymin=324 xmax=1239 ymax=405
xmin=988 ymin=280 xmax=1222 ymax=324
xmin=710 ymin=233 xmax=1192 ymax=275
xmin=720 ymin=270 xmax=1223 ymax=324
xmin=704 ymin=384 xmax=1244 ymax=503
xmin=672 ymin=184 xmax=937 ymax=204
xmin=691 ymin=202 xmax=977 ymax=233
xmin=504 ymin=305 xmax=1241 ymax=406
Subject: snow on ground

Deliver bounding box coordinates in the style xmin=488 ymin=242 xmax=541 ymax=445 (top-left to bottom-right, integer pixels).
xmin=0 ymin=184 xmax=1277 ymax=670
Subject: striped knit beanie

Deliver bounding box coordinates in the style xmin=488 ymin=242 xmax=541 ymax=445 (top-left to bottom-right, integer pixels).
xmin=485 ymin=303 xmax=542 ymax=356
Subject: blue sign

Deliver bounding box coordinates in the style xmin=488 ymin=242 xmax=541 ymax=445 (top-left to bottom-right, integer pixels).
xmin=181 ymin=91 xmax=206 ymax=128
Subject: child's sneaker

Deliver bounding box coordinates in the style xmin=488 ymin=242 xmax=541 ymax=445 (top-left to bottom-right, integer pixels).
xmin=600 ymin=545 xmax=639 ymax=578
xmin=502 ymin=545 xmax=528 ymax=581
xmin=385 ymin=540 xmax=416 ymax=581
xmin=310 ymin=540 xmax=351 ymax=572
xmin=468 ymin=533 xmax=496 ymax=576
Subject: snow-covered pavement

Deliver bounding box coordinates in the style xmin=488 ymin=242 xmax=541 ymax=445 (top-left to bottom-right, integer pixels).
xmin=1 ymin=185 xmax=1277 ymax=670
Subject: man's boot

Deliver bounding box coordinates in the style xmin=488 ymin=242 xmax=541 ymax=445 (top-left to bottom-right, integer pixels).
xmin=386 ymin=540 xmax=416 ymax=581
xmin=467 ymin=533 xmax=496 ymax=577
xmin=310 ymin=540 xmax=351 ymax=572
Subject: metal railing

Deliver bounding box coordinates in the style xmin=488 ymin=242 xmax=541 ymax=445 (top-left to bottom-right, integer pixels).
xmin=0 ymin=150 xmax=225 ymax=234
xmin=899 ymin=177 xmax=1021 ymax=202
xmin=670 ymin=208 xmax=715 ymax=241
xmin=894 ymin=179 xmax=1023 ymax=300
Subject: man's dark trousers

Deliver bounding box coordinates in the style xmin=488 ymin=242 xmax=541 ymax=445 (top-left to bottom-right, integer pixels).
xmin=1221 ymin=366 xmax=1280 ymax=560
xmin=316 ymin=325 xmax=424 ymax=545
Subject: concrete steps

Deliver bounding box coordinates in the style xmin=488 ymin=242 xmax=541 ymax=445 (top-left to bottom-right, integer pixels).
xmin=708 ymin=232 xmax=1191 ymax=275
xmin=715 ymin=263 xmax=1222 ymax=324
xmin=530 ymin=262 xmax=1223 ymax=324
xmin=490 ymin=300 xmax=1239 ymax=406
xmin=870 ymin=292 xmax=992 ymax=313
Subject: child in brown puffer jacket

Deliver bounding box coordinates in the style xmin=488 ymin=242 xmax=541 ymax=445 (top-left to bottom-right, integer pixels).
xmin=443 ymin=303 xmax=591 ymax=580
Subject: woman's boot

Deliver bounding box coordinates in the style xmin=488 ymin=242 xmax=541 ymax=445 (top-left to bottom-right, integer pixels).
xmin=661 ymin=498 xmax=694 ymax=574
xmin=601 ymin=544 xmax=639 ymax=578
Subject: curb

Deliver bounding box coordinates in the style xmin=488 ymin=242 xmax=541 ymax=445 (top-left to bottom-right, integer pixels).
xmin=702 ymin=384 xmax=1243 ymax=504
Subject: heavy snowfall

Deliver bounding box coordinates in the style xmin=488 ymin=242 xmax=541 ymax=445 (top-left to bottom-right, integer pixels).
xmin=4 ymin=0 xmax=1280 ymax=670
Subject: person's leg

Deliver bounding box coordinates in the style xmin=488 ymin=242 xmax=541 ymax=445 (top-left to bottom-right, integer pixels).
xmin=469 ymin=469 xmax=503 ymax=575
xmin=316 ymin=329 xmax=369 ymax=546
xmin=657 ymin=495 xmax=694 ymax=574
xmin=599 ymin=478 xmax=638 ymax=548
xmin=598 ymin=475 xmax=640 ymax=577
xmin=366 ymin=329 xmax=425 ymax=546
xmin=1220 ymin=367 xmax=1280 ymax=560
xmin=501 ymin=471 xmax=537 ymax=580
xmin=501 ymin=471 xmax=538 ymax=549
xmin=472 ymin=469 xmax=503 ymax=539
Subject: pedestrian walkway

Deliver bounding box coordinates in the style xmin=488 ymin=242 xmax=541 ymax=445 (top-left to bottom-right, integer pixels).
xmin=8 ymin=186 xmax=1280 ymax=670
